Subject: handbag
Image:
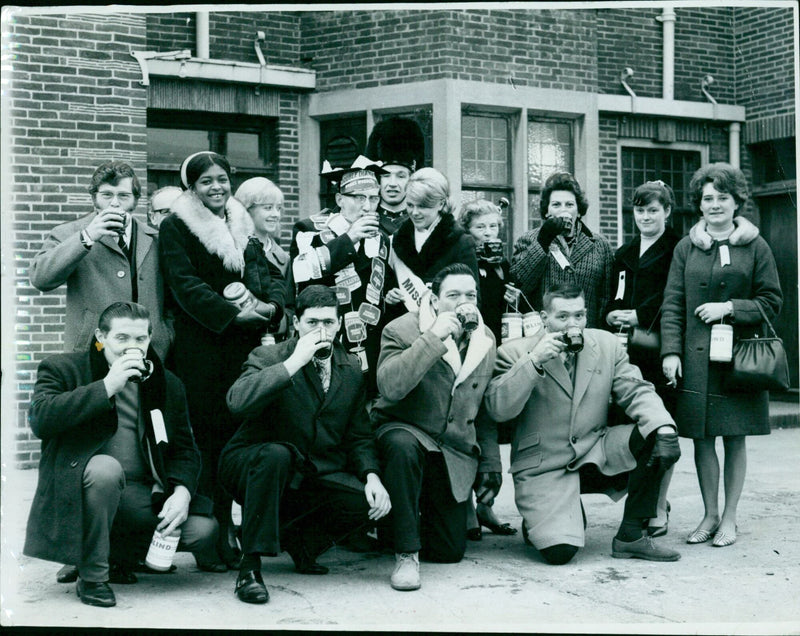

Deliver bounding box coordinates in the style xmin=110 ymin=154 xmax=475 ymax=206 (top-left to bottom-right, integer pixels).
xmin=724 ymin=303 xmax=790 ymax=392
xmin=628 ymin=308 xmax=661 ymax=353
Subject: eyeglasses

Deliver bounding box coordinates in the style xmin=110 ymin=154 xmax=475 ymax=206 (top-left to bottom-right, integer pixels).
xmin=97 ymin=191 xmax=135 ymax=204
xmin=342 ymin=194 xmax=381 ymax=205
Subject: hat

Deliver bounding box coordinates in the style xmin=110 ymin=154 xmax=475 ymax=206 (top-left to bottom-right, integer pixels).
xmin=365 ymin=117 xmax=425 ymax=172
xmin=320 ymin=155 xmax=387 ymax=194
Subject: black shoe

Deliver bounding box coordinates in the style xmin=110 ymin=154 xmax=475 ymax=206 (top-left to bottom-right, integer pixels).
xmin=57 ymin=564 xmax=78 ymax=584
xmin=194 ymin=557 xmax=229 ymax=573
xmin=235 ymin=570 xmax=269 ymax=604
xmin=284 ymin=532 xmax=330 ymax=575
xmin=76 ymin=578 xmax=116 ymax=608
xmin=466 ymin=527 xmax=483 ymax=541
xmin=134 ymin=560 xmax=177 ymax=574
xmin=108 ymin=562 xmax=137 ymax=585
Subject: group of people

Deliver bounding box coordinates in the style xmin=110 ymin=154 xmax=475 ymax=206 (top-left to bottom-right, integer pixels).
xmin=23 ymin=115 xmax=782 ymax=609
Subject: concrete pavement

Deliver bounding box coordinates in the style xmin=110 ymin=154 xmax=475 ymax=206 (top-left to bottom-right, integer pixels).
xmin=2 ymin=430 xmax=799 ymax=633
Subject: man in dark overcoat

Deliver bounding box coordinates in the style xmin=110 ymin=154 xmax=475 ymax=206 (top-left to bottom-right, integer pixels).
xmin=24 ymin=302 xmax=216 ymax=608
xmin=372 ymin=263 xmax=499 ymax=591
xmin=220 ymin=285 xmax=391 ymax=605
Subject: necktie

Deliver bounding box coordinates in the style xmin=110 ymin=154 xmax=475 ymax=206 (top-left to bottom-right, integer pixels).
xmin=313 ymin=359 xmax=330 ymax=394
xmin=118 ymin=235 xmax=130 ymax=260
xmin=563 ymin=353 xmax=576 ymax=384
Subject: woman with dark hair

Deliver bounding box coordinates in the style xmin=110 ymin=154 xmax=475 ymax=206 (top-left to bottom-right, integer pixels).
xmin=159 ymin=151 xmax=286 ymax=569
xmin=386 ymin=168 xmax=479 ymax=314
xmin=661 ymin=162 xmax=782 ymax=548
xmin=511 ymin=172 xmax=613 ymax=328
xmin=605 ymin=179 xmax=681 ymax=537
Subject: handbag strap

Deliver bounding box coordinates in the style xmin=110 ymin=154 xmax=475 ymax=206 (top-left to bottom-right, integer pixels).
xmin=754 ymin=303 xmax=779 ymax=338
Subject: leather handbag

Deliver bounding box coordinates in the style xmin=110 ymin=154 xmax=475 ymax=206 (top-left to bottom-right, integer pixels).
xmin=724 ymin=304 xmax=790 ymax=392
xmin=628 ymin=308 xmax=661 ymax=353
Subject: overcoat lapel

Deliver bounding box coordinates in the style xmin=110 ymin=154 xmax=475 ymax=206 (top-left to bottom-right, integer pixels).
xmin=543 ymin=357 xmax=573 ymax=397
xmin=135 ymin=220 xmax=157 ymax=269
xmin=302 ymin=362 xmax=325 ymax=403
xmin=571 ymin=337 xmax=599 ymax=411
xmin=320 ymin=348 xmax=346 ymax=410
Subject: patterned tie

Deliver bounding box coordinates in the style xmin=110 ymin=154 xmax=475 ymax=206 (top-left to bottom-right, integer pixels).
xmin=313 ymin=358 xmax=330 ymax=394
xmin=563 ymin=352 xmax=576 ymax=385
xmin=118 ymin=234 xmax=130 ymax=260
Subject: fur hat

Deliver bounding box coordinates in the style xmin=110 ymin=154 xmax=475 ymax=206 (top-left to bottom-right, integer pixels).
xmin=365 ymin=117 xmax=425 ymax=172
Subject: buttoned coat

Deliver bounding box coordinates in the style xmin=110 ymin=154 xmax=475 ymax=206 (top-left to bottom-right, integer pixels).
xmin=30 ymin=214 xmax=173 ymax=359
xmin=485 ymin=328 xmax=674 ymax=479
xmin=511 ymin=222 xmax=613 ymax=328
xmin=660 ymin=219 xmax=782 ymax=438
xmin=371 ymin=312 xmax=500 ymax=502
xmin=223 ymin=339 xmax=380 ymax=492
xmin=24 ymin=346 xmax=204 ymax=566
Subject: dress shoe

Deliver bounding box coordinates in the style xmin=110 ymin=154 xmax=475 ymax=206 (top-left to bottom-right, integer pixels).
xmin=390 ymin=552 xmax=420 ymax=591
xmin=57 ymin=564 xmax=78 ymax=584
xmin=194 ymin=554 xmax=229 ymax=573
xmin=466 ymin=526 xmax=483 ymax=541
xmin=284 ymin=533 xmax=329 ymax=575
xmin=76 ymin=578 xmax=116 ymax=608
xmin=108 ymin=562 xmax=137 ymax=584
xmin=611 ymin=536 xmax=681 ymax=562
xmin=686 ymin=520 xmax=720 ymax=544
xmin=235 ymin=570 xmax=269 ymax=604
xmin=647 ymin=501 xmax=671 ymax=538
xmin=134 ymin=561 xmax=177 ymax=574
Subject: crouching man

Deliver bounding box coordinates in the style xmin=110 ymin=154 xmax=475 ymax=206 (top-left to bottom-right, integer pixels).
xmin=221 ymin=285 xmax=391 ymax=604
xmin=372 ymin=263 xmax=499 ymax=591
xmin=24 ymin=302 xmax=217 ymax=608
xmin=485 ymin=284 xmax=681 ymax=565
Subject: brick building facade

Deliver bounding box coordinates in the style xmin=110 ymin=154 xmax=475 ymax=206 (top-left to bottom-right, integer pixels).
xmin=2 ymin=4 xmax=796 ymax=468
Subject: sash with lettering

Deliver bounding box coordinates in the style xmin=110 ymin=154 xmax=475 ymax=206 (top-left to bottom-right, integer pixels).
xmin=388 ymin=241 xmax=428 ymax=313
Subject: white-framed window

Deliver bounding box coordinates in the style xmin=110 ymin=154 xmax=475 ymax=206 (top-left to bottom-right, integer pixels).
xmin=527 ymin=118 xmax=574 ymax=232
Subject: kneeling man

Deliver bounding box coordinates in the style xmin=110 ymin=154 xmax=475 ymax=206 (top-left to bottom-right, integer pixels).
xmin=372 ymin=263 xmax=499 ymax=591
xmin=24 ymin=302 xmax=217 ymax=608
xmin=221 ymin=285 xmax=391 ymax=604
xmin=485 ymin=284 xmax=681 ymax=565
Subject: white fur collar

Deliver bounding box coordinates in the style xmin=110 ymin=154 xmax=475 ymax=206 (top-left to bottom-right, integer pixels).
xmin=689 ymin=216 xmax=759 ymax=251
xmin=170 ymin=191 xmax=254 ymax=274
xmin=418 ymin=291 xmax=494 ymax=394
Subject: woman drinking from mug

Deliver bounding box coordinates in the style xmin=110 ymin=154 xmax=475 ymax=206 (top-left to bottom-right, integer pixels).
xmin=159 ymin=152 xmax=286 ymax=569
xmin=605 ymin=180 xmax=681 ymax=537
xmin=661 ymin=163 xmax=782 ymax=548
xmin=511 ymin=172 xmax=613 ymax=328
xmin=386 ymin=168 xmax=479 ymax=315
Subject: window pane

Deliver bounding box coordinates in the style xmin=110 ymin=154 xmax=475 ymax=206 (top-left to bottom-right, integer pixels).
xmin=227 ymin=132 xmax=261 ymax=167
xmin=527 ymin=120 xmax=572 ymax=189
xmin=462 ymin=114 xmax=510 ymax=187
xmin=148 ymin=128 xmax=209 ymax=167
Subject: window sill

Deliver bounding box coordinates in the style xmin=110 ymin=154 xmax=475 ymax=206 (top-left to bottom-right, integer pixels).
xmin=131 ymin=50 xmax=315 ymax=91
xmin=751 ymin=179 xmax=797 ymax=197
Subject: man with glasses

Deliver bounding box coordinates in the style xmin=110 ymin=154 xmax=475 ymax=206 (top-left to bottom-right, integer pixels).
xmin=146 ymin=186 xmax=182 ymax=231
xmin=289 ymin=156 xmax=398 ymax=398
xmin=31 ymin=160 xmax=173 ymax=361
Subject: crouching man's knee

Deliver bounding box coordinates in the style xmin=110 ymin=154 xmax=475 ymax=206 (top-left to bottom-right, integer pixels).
xmin=539 ymin=543 xmax=579 ymax=565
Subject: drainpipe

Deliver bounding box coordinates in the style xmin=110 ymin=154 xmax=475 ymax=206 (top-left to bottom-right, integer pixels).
xmin=196 ymin=12 xmax=210 ymax=59
xmin=729 ymin=123 xmax=741 ymax=168
xmin=656 ymin=6 xmax=676 ymax=100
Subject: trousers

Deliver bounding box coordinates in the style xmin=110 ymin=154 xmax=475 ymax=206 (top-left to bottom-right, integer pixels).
xmin=80 ymin=454 xmax=217 ymax=582
xmin=377 ymin=429 xmax=468 ymax=563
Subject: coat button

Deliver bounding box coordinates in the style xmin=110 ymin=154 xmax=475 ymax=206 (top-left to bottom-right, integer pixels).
xmin=571 ymin=436 xmax=578 ymax=444
xmin=472 ymin=382 xmax=479 ymax=389
xmin=448 ymin=416 xmax=454 ymax=423
xmin=70 ymin=460 xmax=78 ymax=468
xmin=720 ymin=282 xmax=727 ymax=288
xmin=117 ymin=270 xmax=125 ymax=278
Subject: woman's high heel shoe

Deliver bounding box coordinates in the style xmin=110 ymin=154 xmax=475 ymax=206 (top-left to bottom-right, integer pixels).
xmin=647 ymin=501 xmax=671 ymax=538
xmin=476 ymin=505 xmax=518 ymax=536
xmin=686 ymin=520 xmax=720 ymax=544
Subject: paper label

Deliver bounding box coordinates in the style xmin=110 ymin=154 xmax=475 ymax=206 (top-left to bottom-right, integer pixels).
xmin=551 ymin=246 xmax=571 ymax=270
xmin=319 ymin=229 xmax=337 ymax=244
xmin=334 ymin=286 xmax=351 ymax=305
xmin=614 ymin=271 xmax=626 ymax=300
xmin=335 ymin=264 xmax=362 ymax=291
xmin=358 ymin=302 xmax=381 ymax=326
xmin=327 ymin=213 xmax=350 ymax=235
xmin=150 ymin=409 xmax=168 ymax=444
xmin=719 ymin=245 xmax=730 ymax=267
xmin=364 ymin=236 xmax=381 ymax=258
xmin=344 ymin=311 xmax=367 ymax=342
xmin=365 ymin=283 xmax=381 ymax=305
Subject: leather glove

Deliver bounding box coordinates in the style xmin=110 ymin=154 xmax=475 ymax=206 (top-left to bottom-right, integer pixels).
xmin=646 ymin=431 xmax=681 ymax=472
xmin=473 ymin=472 xmax=502 ymax=505
xmin=536 ymin=216 xmax=569 ymax=250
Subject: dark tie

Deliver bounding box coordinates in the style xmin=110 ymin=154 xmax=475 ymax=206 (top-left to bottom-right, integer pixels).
xmin=118 ymin=235 xmax=130 ymax=260
xmin=563 ymin=353 xmax=576 ymax=385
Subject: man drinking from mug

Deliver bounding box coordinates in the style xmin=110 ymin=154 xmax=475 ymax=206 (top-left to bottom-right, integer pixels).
xmin=485 ymin=284 xmax=681 ymax=565
xmin=371 ymin=263 xmax=499 ymax=591
xmin=221 ymin=285 xmax=391 ymax=605
xmin=23 ymin=302 xmax=217 ymax=608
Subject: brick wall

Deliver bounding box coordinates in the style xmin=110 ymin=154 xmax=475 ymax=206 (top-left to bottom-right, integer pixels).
xmin=146 ymin=12 xmax=301 ymax=67
xmin=8 ymin=12 xmax=148 ymax=468
xmin=301 ymin=9 xmax=598 ymax=92
xmin=597 ymin=116 xmax=620 ymax=242
xmin=734 ymin=6 xmax=795 ymax=120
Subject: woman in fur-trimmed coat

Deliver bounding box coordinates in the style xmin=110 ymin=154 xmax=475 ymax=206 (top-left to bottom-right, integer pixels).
xmin=158 ymin=152 xmax=286 ymax=568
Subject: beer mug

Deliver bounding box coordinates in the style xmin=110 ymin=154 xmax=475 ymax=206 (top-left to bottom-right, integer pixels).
xmin=124 ymin=348 xmax=153 ymax=383
xmin=313 ymin=326 xmax=333 ymax=361
xmin=522 ymin=311 xmax=543 ymax=337
xmin=455 ymin=303 xmax=480 ymax=333
xmin=558 ymin=327 xmax=584 ymax=353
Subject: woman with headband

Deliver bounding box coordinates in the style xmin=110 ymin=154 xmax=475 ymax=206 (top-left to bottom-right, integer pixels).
xmin=159 ymin=151 xmax=286 ymax=570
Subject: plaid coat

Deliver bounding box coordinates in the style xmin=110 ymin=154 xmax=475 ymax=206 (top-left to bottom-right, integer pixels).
xmin=511 ymin=222 xmax=613 ymax=329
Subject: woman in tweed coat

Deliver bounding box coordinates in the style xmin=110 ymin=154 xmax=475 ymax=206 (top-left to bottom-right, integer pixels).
xmin=661 ymin=163 xmax=782 ymax=548
xmin=511 ymin=172 xmax=613 ymax=328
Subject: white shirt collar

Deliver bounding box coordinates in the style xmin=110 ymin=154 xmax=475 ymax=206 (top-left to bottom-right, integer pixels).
xmin=414 ymin=216 xmax=441 ymax=252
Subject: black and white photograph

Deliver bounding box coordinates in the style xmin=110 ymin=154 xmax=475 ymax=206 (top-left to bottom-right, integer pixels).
xmin=1 ymin=1 xmax=798 ymax=633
